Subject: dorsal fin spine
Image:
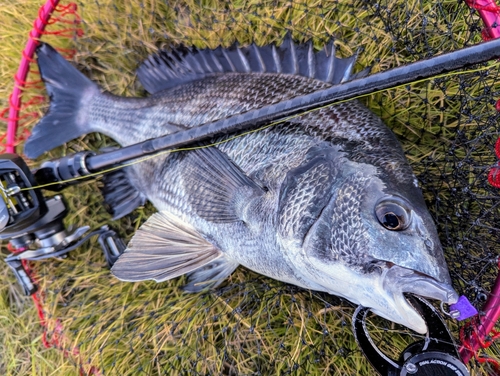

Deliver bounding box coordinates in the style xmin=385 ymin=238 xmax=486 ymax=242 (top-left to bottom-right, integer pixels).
xmin=236 ymin=47 xmax=250 ymax=73
xmin=170 ymin=50 xmax=192 ymax=77
xmin=213 ymin=47 xmax=231 ymax=72
xmin=184 ymin=51 xmax=204 ymax=73
xmin=251 ymin=44 xmax=265 ymax=73
xmin=195 ymin=50 xmax=213 ymax=73
xmin=342 ymin=50 xmax=359 ymax=83
xmin=326 ymin=41 xmax=335 ymax=83
xmin=272 ymin=45 xmax=281 ymax=73
xmin=290 ymin=38 xmax=298 ymax=74
xmin=307 ymin=40 xmax=315 ymax=78
xmin=160 ymin=54 xmax=176 ymax=79
xmin=221 ymin=48 xmax=236 ymax=72
xmin=208 ymin=49 xmax=224 ymax=72
xmin=224 ymin=43 xmax=249 ymax=73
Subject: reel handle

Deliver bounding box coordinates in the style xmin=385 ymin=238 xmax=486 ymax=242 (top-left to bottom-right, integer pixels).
xmin=5 ymin=259 xmax=37 ymax=296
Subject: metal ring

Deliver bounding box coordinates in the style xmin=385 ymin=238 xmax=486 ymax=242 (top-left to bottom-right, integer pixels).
xmin=440 ymin=301 xmax=460 ymax=319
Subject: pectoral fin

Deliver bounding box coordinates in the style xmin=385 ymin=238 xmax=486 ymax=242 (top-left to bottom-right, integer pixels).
xmin=111 ymin=211 xmax=221 ymax=282
xmin=183 ymin=146 xmax=265 ymax=223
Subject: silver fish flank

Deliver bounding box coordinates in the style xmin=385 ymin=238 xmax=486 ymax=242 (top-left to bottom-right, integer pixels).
xmin=25 ymin=39 xmax=458 ymax=334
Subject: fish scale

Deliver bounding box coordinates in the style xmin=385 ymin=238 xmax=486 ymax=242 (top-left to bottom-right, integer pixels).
xmin=24 ymin=40 xmax=458 ymax=334
xmin=330 ymin=172 xmax=370 ymax=262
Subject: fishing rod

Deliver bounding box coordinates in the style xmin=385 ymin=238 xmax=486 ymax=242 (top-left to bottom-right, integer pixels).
xmin=84 ymin=36 xmax=500 ymax=171
xmin=10 ymin=36 xmax=500 ymax=189
xmin=1 ymin=36 xmax=499 ymax=376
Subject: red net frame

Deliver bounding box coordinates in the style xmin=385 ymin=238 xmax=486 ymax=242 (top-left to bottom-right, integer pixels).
xmin=467 ymin=0 xmax=500 ymax=190
xmin=1 ymin=0 xmax=500 ymax=372
xmin=459 ymin=1 xmax=500 ymax=371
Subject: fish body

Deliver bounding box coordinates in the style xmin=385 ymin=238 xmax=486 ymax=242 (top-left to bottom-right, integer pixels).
xmin=25 ymin=40 xmax=458 ymax=334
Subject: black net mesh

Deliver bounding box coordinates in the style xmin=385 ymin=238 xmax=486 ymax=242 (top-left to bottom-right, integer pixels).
xmin=1 ymin=0 xmax=500 ymax=375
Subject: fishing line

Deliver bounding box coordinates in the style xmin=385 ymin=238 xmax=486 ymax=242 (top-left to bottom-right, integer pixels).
xmin=19 ymin=60 xmax=500 ymax=192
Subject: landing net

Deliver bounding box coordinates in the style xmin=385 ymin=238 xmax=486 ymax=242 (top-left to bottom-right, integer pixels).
xmin=0 ymin=0 xmax=499 ymax=375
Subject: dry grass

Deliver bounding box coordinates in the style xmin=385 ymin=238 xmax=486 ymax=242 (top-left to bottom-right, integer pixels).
xmin=0 ymin=0 xmax=499 ymax=375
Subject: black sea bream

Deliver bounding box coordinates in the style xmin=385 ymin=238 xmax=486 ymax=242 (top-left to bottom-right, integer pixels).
xmin=24 ymin=40 xmax=458 ymax=334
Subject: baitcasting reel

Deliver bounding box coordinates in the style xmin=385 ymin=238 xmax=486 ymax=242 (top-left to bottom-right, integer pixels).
xmin=353 ymin=294 xmax=470 ymax=376
xmin=0 ymin=153 xmax=126 ymax=295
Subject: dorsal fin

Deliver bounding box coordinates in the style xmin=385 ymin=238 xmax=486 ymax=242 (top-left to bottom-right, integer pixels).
xmin=137 ymin=38 xmax=369 ymax=94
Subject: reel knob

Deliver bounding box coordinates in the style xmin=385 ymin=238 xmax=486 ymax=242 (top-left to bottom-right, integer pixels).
xmin=0 ymin=194 xmax=10 ymax=230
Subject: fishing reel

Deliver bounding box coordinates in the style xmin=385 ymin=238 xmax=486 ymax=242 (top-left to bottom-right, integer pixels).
xmin=0 ymin=153 xmax=126 ymax=295
xmin=353 ymin=294 xmax=470 ymax=376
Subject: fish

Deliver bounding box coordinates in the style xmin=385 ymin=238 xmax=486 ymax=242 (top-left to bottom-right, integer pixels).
xmin=24 ymin=39 xmax=459 ymax=334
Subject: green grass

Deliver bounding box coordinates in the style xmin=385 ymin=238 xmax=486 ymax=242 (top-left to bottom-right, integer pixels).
xmin=1 ymin=0 xmax=499 ymax=375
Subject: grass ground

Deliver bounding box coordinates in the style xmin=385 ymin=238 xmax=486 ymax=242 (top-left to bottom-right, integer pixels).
xmin=1 ymin=0 xmax=499 ymax=375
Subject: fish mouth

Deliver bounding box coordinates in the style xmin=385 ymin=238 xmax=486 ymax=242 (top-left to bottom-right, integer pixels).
xmin=373 ymin=264 xmax=459 ymax=334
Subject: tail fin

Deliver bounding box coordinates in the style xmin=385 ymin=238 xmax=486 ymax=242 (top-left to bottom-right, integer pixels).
xmin=24 ymin=43 xmax=100 ymax=159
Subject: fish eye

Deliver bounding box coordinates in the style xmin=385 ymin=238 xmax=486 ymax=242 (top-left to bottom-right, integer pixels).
xmin=375 ymin=198 xmax=411 ymax=231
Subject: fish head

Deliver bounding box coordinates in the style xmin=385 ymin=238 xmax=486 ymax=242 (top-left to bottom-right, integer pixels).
xmin=298 ymin=162 xmax=458 ymax=334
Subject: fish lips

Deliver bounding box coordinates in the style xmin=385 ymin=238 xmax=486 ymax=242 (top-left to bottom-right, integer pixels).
xmin=376 ymin=264 xmax=459 ymax=334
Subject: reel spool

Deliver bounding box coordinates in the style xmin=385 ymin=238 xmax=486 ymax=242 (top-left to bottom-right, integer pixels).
xmin=0 ymin=154 xmax=47 ymax=238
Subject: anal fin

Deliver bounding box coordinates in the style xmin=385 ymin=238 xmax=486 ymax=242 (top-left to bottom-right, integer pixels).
xmin=111 ymin=212 xmax=222 ymax=282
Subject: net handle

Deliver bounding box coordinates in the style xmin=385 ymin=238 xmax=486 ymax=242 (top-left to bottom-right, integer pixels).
xmin=6 ymin=0 xmax=61 ymax=154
